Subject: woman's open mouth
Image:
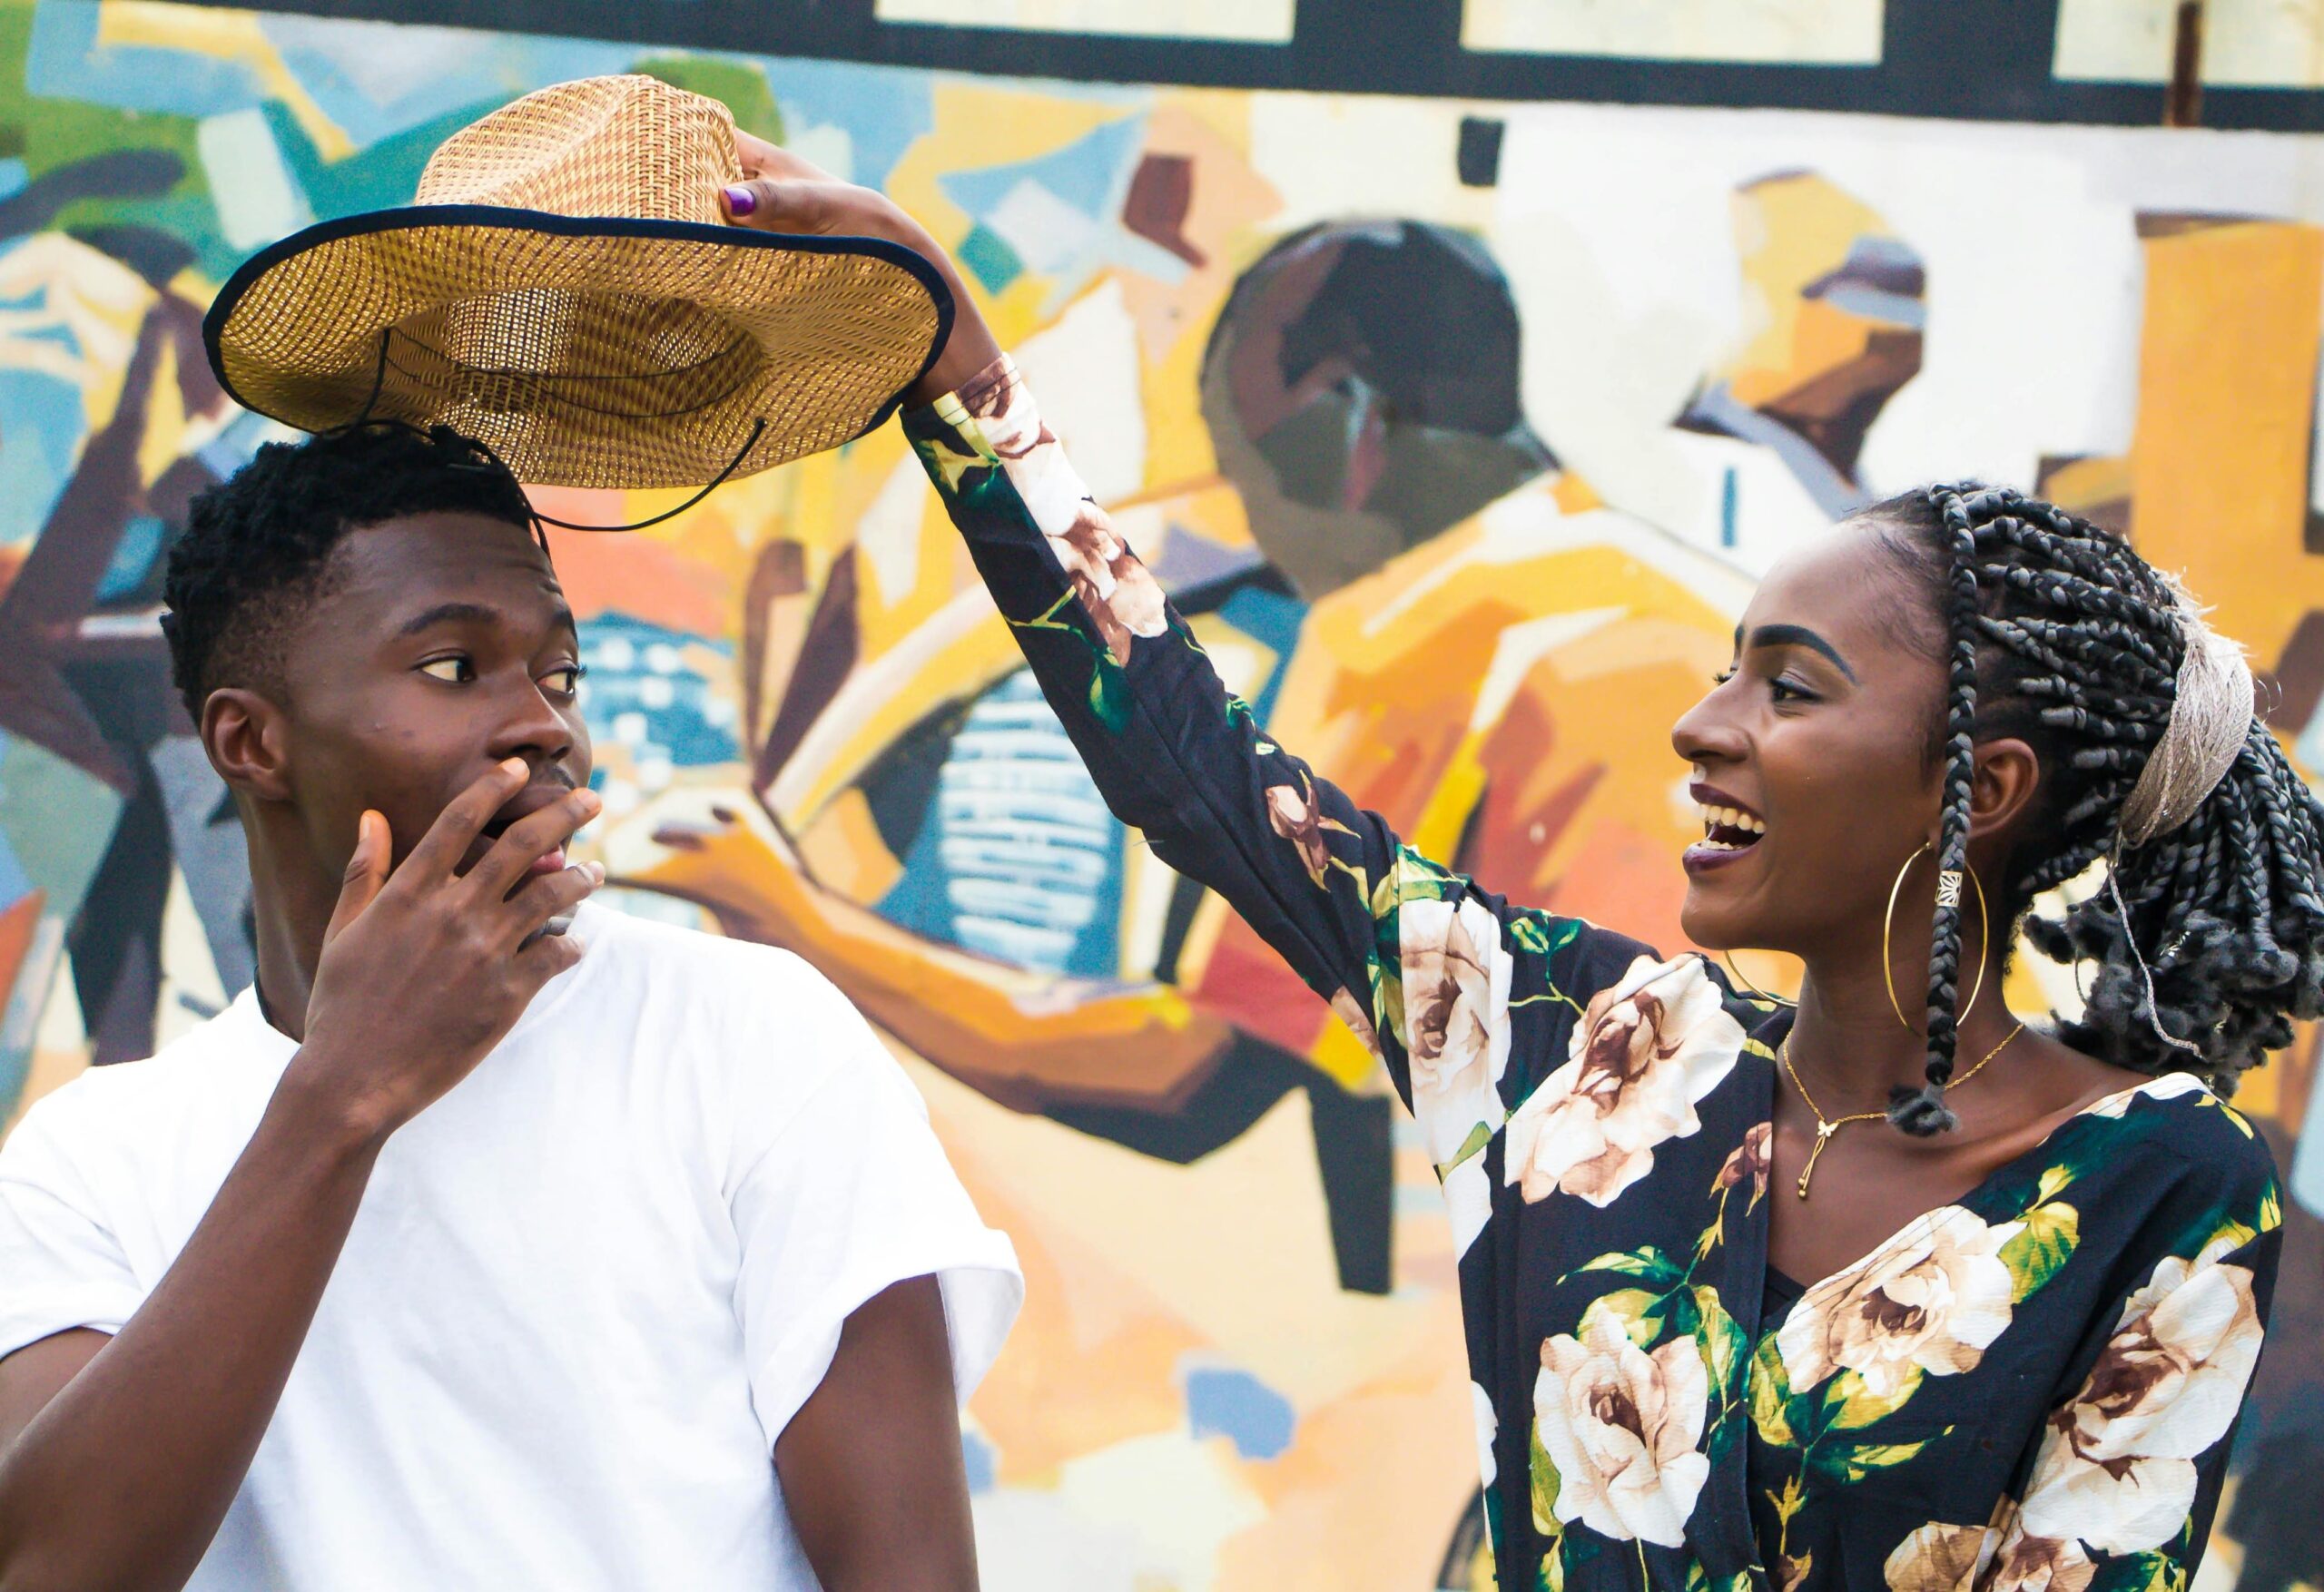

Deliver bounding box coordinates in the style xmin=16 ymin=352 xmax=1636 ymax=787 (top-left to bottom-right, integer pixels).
xmin=1683 ymin=786 xmax=1765 ymax=874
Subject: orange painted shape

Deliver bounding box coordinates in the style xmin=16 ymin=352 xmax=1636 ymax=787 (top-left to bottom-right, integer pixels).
xmin=0 ymin=890 xmax=46 ymax=1017
xmin=2129 ymin=221 xmax=2324 ymax=672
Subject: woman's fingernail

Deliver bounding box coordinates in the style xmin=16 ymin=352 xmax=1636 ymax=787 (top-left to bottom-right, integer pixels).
xmin=722 ymin=184 xmax=756 ymax=218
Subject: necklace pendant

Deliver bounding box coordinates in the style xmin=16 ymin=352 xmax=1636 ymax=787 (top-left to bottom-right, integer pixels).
xmin=1797 ymin=1125 xmax=1833 ymax=1199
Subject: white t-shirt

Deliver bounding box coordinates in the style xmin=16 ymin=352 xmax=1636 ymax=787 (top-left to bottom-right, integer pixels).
xmin=0 ymin=901 xmax=1022 ymax=1590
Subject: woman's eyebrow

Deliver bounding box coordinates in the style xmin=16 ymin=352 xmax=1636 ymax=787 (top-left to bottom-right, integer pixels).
xmin=1743 ymin=623 xmax=1857 ymax=683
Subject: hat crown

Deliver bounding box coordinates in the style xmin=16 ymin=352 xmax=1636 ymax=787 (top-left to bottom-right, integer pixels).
xmin=413 ymin=74 xmax=738 ymax=227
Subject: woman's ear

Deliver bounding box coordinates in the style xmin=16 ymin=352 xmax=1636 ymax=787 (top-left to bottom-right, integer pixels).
xmin=1967 ymin=736 xmax=2042 ymax=841
xmin=202 ymin=688 xmax=293 ymax=802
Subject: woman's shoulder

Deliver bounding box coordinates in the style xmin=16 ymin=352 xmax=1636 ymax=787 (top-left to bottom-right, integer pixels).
xmin=2062 ymin=1069 xmax=2281 ymax=1231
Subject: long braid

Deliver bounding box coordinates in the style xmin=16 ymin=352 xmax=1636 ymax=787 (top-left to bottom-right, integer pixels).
xmin=1870 ymin=485 xmax=2324 ymax=1106
xmin=1890 ymin=489 xmax=1986 ymax=1133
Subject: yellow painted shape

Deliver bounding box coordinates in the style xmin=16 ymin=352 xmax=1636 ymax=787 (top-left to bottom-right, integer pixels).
xmin=1406 ymin=732 xmax=1489 ymax=865
xmin=792 ymin=786 xmax=904 ymax=907
xmin=1724 ymin=172 xmax=1892 ymax=402
xmin=99 ymin=3 xmax=353 ymax=160
xmin=781 ymin=613 xmax=1029 ymax=824
xmin=2038 ymin=455 xmax=2134 ymax=515
xmin=1307 ymin=1007 xmax=1382 ymax=1091
xmin=133 ymin=329 xmax=185 ymax=488
xmin=887 ymin=84 xmax=1135 ymax=247
xmin=2129 ymin=221 xmax=2324 ymax=677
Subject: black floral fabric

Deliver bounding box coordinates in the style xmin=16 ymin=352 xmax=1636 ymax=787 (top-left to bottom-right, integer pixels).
xmin=902 ymin=356 xmax=2282 ymax=1592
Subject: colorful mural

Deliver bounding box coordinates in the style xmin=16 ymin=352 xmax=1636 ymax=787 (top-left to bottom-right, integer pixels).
xmin=0 ymin=3 xmax=2320 ymax=1587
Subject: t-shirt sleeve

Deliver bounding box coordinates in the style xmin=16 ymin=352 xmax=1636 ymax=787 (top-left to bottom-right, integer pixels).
xmin=724 ymin=956 xmax=1023 ymax=1452
xmin=0 ymin=1094 xmax=141 ymax=1359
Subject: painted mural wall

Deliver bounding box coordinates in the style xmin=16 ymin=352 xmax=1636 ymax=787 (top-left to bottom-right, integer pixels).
xmin=0 ymin=3 xmax=2320 ymax=1587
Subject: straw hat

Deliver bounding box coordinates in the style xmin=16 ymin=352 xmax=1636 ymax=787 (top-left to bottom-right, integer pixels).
xmin=202 ymin=74 xmax=951 ymax=491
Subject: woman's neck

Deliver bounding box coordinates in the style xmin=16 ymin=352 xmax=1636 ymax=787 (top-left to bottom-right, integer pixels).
xmin=1784 ymin=931 xmax=2020 ymax=1116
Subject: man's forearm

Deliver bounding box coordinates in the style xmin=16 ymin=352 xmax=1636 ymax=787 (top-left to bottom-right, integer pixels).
xmin=0 ymin=1056 xmax=385 ymax=1592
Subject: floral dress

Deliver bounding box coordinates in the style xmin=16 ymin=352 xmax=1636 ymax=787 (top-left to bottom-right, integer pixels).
xmin=901 ymin=356 xmax=2282 ymax=1592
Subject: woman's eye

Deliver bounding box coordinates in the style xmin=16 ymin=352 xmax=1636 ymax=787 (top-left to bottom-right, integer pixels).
xmin=419 ymin=657 xmax=474 ymax=683
xmin=1769 ymin=676 xmax=1817 ymax=703
xmin=1711 ymin=668 xmax=1737 ymax=686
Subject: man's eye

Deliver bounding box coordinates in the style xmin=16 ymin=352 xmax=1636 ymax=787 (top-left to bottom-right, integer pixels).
xmin=419 ymin=657 xmax=474 ymax=683
xmin=545 ymin=664 xmax=586 ymax=696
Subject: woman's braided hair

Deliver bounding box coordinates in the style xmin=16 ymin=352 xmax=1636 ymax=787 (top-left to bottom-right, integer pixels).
xmin=1871 ymin=484 xmax=2324 ymax=1135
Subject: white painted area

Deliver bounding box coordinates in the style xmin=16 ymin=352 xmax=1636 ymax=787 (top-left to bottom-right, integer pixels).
xmin=1011 ymin=279 xmax=1148 ymax=504
xmin=2057 ymin=0 xmax=2324 ymax=88
xmin=198 ymin=107 xmax=314 ymax=251
xmin=855 ymin=453 xmax=934 ymax=607
xmin=1463 ymin=0 xmax=1882 ymax=63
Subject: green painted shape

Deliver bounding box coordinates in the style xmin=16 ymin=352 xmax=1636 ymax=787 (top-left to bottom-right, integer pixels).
xmin=631 ymin=54 xmax=783 ymax=144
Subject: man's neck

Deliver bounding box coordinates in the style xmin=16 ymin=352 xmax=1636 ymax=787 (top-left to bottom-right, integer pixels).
xmin=247 ymin=841 xmax=332 ymax=1044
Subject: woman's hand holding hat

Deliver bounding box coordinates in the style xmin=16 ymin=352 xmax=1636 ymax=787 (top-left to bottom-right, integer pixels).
xmin=720 ymin=131 xmax=1002 ymax=409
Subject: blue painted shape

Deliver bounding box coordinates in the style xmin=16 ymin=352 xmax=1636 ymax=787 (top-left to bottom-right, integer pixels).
xmin=96 ymin=516 xmax=166 ymax=604
xmin=1720 ymin=466 xmax=1738 ymax=548
xmin=261 ymin=15 xmax=635 ymax=151
xmin=2291 ymin=1099 xmax=2324 ymax=1221
xmin=27 ymin=1 xmax=273 ymax=119
xmin=576 ymin=614 xmax=738 ymax=771
xmin=960 ymin=1430 xmax=997 ymax=1494
xmin=1184 ymin=1365 xmax=1295 ymax=1461
xmin=0 ymin=161 xmax=27 ymax=203
xmin=939 ymin=114 xmax=1145 ymax=224
xmin=1214 ymin=585 xmax=1305 ymax=729
xmin=0 ymin=824 xmax=33 ymax=909
xmin=754 ymin=57 xmax=933 ymax=194
xmin=957 ymin=223 xmax=1023 ymax=296
xmin=876 ymin=669 xmax=1125 ymax=978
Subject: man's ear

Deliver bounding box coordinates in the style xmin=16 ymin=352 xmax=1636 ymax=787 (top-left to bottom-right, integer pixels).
xmin=202 ymin=688 xmax=293 ymax=802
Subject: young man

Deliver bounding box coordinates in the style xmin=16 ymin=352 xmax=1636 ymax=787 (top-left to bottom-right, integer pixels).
xmin=0 ymin=416 xmax=1020 ymax=1589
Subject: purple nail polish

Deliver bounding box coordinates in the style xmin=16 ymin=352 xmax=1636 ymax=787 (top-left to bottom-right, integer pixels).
xmin=722 ymin=184 xmax=756 ymax=218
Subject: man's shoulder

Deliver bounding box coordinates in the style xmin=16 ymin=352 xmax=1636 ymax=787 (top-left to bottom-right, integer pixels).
xmin=2 ymin=998 xmax=279 ymax=1170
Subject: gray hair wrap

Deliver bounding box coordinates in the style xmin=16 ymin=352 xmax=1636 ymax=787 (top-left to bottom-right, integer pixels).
xmin=2115 ymin=580 xmax=2256 ymax=848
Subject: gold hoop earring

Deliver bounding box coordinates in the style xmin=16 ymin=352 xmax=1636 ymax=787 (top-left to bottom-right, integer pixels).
xmin=1884 ymin=841 xmax=1988 ymax=1032
xmin=1721 ymin=950 xmax=1797 ymax=1009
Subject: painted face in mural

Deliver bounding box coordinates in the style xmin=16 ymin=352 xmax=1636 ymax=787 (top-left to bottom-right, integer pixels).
xmin=250 ymin=512 xmax=590 ymax=889
xmin=1669 ymin=520 xmax=1967 ymax=957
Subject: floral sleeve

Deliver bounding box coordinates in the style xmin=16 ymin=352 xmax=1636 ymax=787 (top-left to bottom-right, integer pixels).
xmin=901 ymin=354 xmax=1652 ymax=1173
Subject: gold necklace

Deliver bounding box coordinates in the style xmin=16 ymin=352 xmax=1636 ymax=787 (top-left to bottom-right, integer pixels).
xmin=1780 ymin=1023 xmax=2024 ymax=1199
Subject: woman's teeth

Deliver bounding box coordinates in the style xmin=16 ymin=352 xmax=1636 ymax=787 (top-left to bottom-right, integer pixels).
xmin=1695 ymin=806 xmax=1766 ymax=850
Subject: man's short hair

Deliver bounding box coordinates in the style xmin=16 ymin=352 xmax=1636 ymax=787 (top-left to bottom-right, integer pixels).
xmin=162 ymin=424 xmax=539 ymax=724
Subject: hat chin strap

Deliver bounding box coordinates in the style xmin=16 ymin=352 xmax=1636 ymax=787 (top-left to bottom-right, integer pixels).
xmin=349 ymin=325 xmax=769 ymax=534
xmin=527 ymin=417 xmax=766 ymax=533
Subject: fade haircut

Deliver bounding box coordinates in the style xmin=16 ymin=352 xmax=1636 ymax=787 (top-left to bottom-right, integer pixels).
xmin=1869 ymin=485 xmax=2324 ymax=1133
xmin=162 ymin=423 xmax=539 ymax=724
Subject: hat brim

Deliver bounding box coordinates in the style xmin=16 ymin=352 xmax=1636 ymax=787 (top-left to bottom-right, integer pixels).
xmin=203 ymin=205 xmax=955 ymax=491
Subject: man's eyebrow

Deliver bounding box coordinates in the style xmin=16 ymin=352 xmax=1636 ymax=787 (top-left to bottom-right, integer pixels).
xmin=1745 ymin=623 xmax=1857 ymax=683
xmin=396 ymin=600 xmax=578 ymax=639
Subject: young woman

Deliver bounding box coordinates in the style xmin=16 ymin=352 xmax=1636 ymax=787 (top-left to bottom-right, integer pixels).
xmin=724 ymin=140 xmax=2319 ymax=1590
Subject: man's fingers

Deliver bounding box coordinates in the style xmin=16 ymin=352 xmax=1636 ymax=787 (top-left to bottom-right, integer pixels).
xmin=462 ymin=786 xmax=602 ymax=903
xmin=406 ymin=758 xmax=531 ymax=879
xmin=506 ymin=859 xmax=604 ymax=947
xmin=514 ymin=922 xmax=587 ymax=985
xmin=323 ymin=811 xmax=390 ymax=945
